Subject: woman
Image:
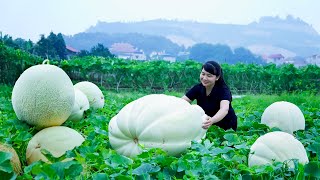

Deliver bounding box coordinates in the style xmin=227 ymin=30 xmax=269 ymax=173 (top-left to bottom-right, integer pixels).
xmin=182 ymin=61 xmax=237 ymax=131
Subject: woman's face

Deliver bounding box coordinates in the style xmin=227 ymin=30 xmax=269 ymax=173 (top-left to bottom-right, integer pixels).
xmin=200 ymin=68 xmax=219 ymax=87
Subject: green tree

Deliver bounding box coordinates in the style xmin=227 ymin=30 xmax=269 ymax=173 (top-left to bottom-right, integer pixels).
xmin=1 ymin=35 xmax=18 ymax=49
xmin=78 ymin=50 xmax=90 ymax=57
xmin=34 ymin=34 xmax=52 ymax=59
xmin=14 ymin=38 xmax=34 ymax=53
xmin=55 ymin=33 xmax=67 ymax=60
xmin=90 ymin=43 xmax=114 ymax=58
xmin=233 ymin=47 xmax=264 ymax=64
xmin=189 ymin=43 xmax=233 ymax=63
xmin=34 ymin=32 xmax=67 ymax=60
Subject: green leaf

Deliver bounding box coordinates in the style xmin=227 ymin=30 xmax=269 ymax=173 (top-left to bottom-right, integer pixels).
xmin=132 ymin=163 xmax=160 ymax=176
xmin=306 ymin=143 xmax=320 ymax=154
xmin=0 ymin=151 xmax=13 ymax=173
xmin=94 ymin=127 xmax=108 ymax=136
xmin=25 ymin=161 xmax=57 ymax=179
xmin=24 ymin=161 xmax=41 ymax=174
xmin=40 ymin=149 xmax=66 ymax=163
xmin=211 ymin=147 xmax=233 ymax=156
xmin=304 ymin=162 xmax=320 ymax=178
xmin=0 ymin=151 xmax=15 ymax=180
xmin=223 ymin=133 xmax=240 ymax=145
xmin=108 ymin=153 xmax=133 ymax=168
xmin=234 ymin=143 xmax=249 ymax=150
xmin=93 ymin=173 xmax=109 ymax=180
xmin=0 ymin=171 xmax=16 ymax=180
xmin=51 ymin=161 xmax=83 ymax=178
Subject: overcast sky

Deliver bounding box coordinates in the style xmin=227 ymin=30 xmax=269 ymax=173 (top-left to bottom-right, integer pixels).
xmin=1 ymin=0 xmax=319 ymax=42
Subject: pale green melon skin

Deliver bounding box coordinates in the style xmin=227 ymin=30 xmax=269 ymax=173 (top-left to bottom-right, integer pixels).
xmin=67 ymin=88 xmax=90 ymax=121
xmin=74 ymin=81 xmax=104 ymax=109
xmin=108 ymin=94 xmax=207 ymax=158
xmin=248 ymin=131 xmax=308 ymax=168
xmin=261 ymin=101 xmax=305 ymax=134
xmin=26 ymin=126 xmax=85 ymax=165
xmin=12 ymin=64 xmax=75 ymax=129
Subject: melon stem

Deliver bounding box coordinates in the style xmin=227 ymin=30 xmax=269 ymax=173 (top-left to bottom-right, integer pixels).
xmin=42 ymin=59 xmax=50 ymax=64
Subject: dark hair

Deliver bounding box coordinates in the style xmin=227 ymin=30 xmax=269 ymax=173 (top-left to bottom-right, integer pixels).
xmin=202 ymin=61 xmax=228 ymax=88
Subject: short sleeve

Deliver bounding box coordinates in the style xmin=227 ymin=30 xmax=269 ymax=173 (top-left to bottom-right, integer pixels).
xmin=185 ymin=85 xmax=200 ymax=101
xmin=220 ymin=87 xmax=232 ymax=101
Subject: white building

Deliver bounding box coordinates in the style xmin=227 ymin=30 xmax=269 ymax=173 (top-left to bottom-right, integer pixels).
xmin=150 ymin=51 xmax=176 ymax=62
xmin=305 ymin=54 xmax=320 ymax=66
xmin=110 ymin=43 xmax=146 ymax=61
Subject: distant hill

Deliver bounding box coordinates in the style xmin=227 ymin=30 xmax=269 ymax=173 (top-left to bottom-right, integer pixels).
xmin=81 ymin=15 xmax=320 ymax=57
xmin=63 ymin=32 xmax=183 ymax=56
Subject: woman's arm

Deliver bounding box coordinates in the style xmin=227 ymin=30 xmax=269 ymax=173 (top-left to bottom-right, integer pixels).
xmin=181 ymin=95 xmax=192 ymax=103
xmin=202 ymin=100 xmax=229 ymax=129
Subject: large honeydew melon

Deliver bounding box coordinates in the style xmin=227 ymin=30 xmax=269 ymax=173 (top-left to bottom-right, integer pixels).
xmin=74 ymin=81 xmax=104 ymax=109
xmin=67 ymin=88 xmax=90 ymax=121
xmin=12 ymin=61 xmax=75 ymax=129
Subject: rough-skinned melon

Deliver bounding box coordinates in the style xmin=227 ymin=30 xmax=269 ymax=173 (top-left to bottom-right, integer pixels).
xmin=108 ymin=94 xmax=207 ymax=157
xmin=74 ymin=81 xmax=104 ymax=109
xmin=67 ymin=88 xmax=90 ymax=121
xmin=12 ymin=60 xmax=75 ymax=129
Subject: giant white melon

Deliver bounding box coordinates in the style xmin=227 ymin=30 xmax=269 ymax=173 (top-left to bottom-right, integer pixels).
xmin=261 ymin=101 xmax=305 ymax=134
xmin=74 ymin=81 xmax=104 ymax=109
xmin=248 ymin=131 xmax=308 ymax=167
xmin=12 ymin=61 xmax=75 ymax=129
xmin=67 ymin=88 xmax=90 ymax=121
xmin=26 ymin=126 xmax=85 ymax=164
xmin=108 ymin=94 xmax=207 ymax=158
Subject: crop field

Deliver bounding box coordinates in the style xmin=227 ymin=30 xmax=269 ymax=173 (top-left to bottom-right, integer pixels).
xmin=0 ymin=84 xmax=319 ymax=179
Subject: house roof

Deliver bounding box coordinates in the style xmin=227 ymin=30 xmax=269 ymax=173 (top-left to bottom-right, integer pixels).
xmin=110 ymin=43 xmax=137 ymax=53
xmin=66 ymin=45 xmax=80 ymax=53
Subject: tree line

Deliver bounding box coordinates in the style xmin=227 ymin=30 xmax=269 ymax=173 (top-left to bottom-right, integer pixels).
xmin=187 ymin=43 xmax=264 ymax=64
xmin=0 ymin=32 xmax=114 ymax=61
xmin=1 ymin=31 xmax=265 ymax=64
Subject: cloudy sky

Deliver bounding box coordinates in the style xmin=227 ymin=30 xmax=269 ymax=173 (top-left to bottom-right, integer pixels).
xmin=1 ymin=0 xmax=319 ymax=41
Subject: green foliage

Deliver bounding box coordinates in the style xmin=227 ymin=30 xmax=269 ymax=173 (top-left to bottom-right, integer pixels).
xmin=0 ymin=84 xmax=320 ymax=179
xmin=0 ymin=42 xmax=42 ymax=84
xmin=62 ymin=57 xmax=320 ymax=94
xmin=33 ymin=32 xmax=67 ymax=60
xmin=0 ymin=151 xmax=16 ymax=180
xmin=0 ymin=34 xmax=19 ymax=49
xmin=90 ymin=43 xmax=114 ymax=58
xmin=189 ymin=43 xmax=263 ymax=64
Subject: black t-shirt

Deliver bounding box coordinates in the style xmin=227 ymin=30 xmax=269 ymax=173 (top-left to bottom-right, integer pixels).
xmin=186 ymin=83 xmax=237 ymax=131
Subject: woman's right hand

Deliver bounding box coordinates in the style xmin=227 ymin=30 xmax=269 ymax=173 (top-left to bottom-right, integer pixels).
xmin=202 ymin=115 xmax=212 ymax=129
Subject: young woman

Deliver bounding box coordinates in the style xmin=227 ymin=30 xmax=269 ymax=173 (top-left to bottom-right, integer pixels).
xmin=182 ymin=61 xmax=237 ymax=131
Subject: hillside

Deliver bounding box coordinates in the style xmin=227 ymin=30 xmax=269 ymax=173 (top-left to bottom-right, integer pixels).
xmin=82 ymin=15 xmax=320 ymax=57
xmin=63 ymin=32 xmax=183 ymax=56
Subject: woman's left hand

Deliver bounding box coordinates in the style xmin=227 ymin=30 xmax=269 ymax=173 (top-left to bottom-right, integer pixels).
xmin=202 ymin=116 xmax=213 ymax=129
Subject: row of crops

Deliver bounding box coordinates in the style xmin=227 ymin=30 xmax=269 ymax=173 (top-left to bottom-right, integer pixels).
xmin=1 ymin=42 xmax=320 ymax=94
